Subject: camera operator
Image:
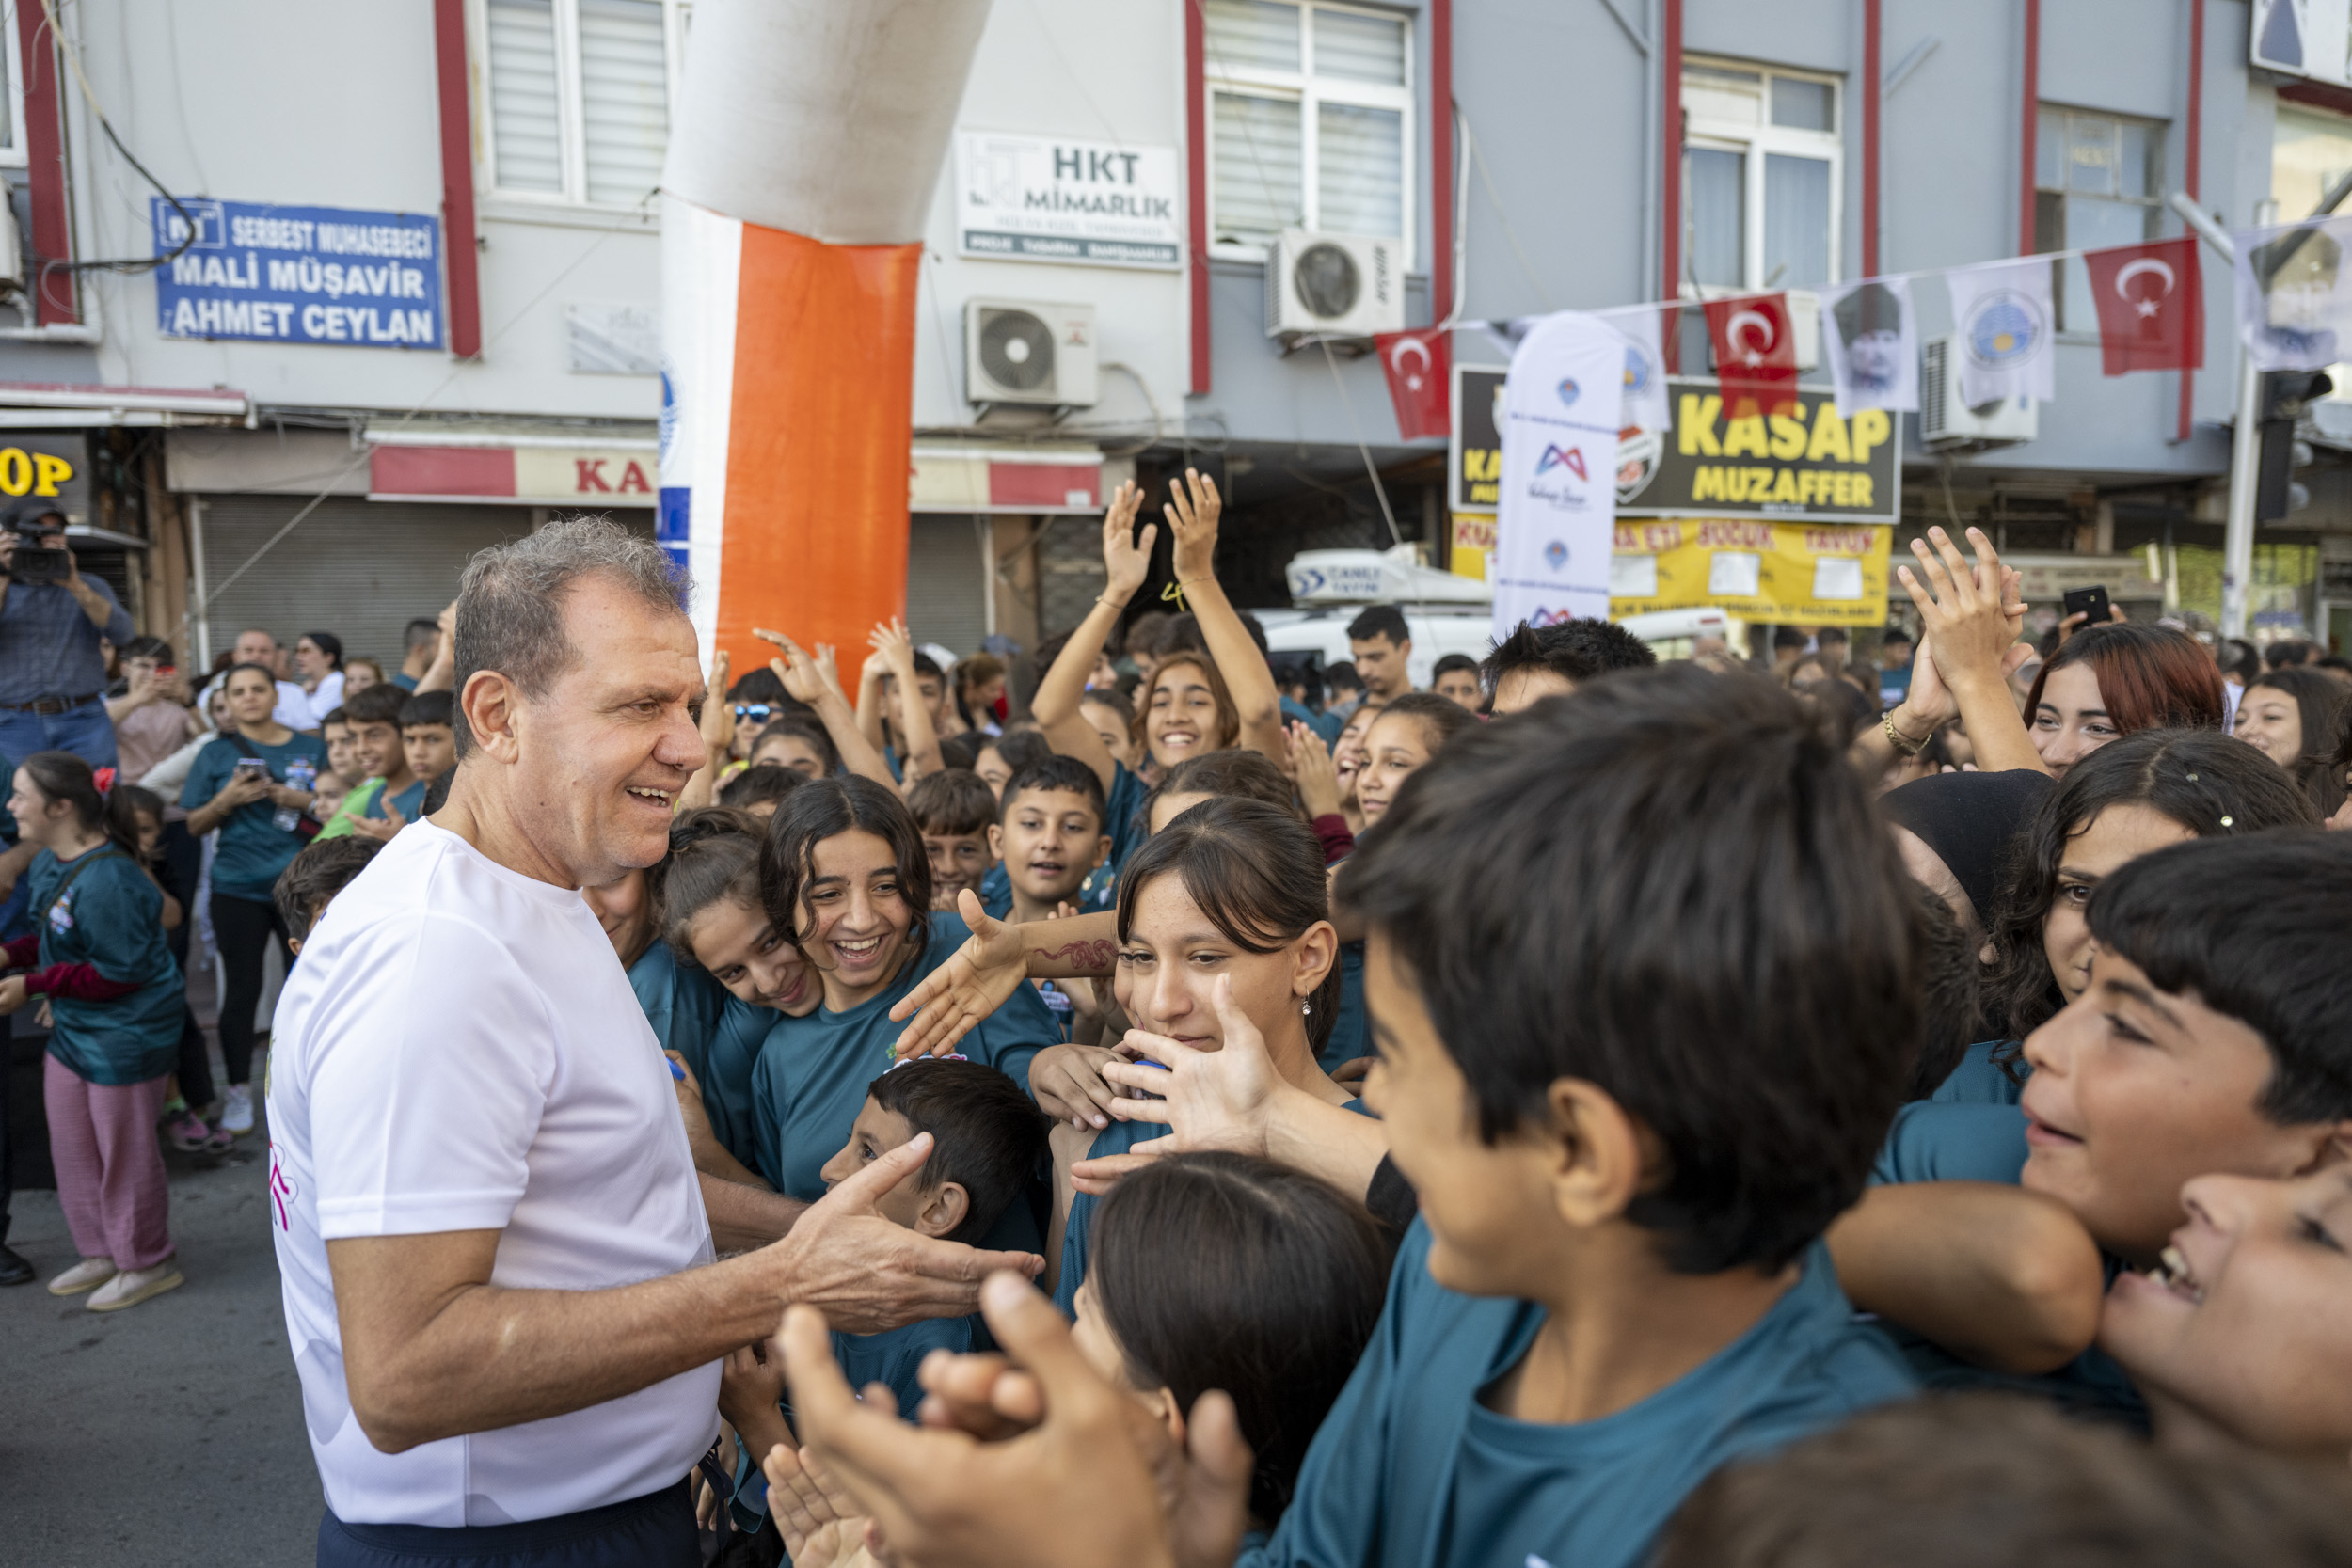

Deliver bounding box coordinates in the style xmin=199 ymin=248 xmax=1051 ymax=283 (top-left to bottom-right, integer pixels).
xmin=0 ymin=500 xmax=134 ymax=769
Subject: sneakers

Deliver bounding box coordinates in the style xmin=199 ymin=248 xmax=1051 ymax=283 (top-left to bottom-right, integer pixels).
xmin=167 ymin=1109 xmax=214 ymax=1151
xmin=87 ymin=1260 xmax=184 ymax=1312
xmin=220 ymin=1084 xmax=255 ymax=1135
xmin=47 ymin=1257 xmax=117 ymax=1295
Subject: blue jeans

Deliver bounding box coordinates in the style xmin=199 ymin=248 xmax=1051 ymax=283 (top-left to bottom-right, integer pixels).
xmin=0 ymin=695 xmax=117 ymax=770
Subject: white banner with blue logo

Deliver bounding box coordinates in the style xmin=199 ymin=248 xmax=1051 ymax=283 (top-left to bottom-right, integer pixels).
xmin=1492 ymin=311 xmax=1626 ymax=640
xmin=1945 ymin=259 xmax=2055 ymax=409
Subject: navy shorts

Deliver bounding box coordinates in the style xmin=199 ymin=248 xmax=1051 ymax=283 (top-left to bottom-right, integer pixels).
xmin=317 ymin=1481 xmax=696 ymax=1568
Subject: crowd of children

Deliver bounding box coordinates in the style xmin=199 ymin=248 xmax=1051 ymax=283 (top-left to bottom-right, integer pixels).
xmin=6 ymin=478 xmax=2352 ymax=1564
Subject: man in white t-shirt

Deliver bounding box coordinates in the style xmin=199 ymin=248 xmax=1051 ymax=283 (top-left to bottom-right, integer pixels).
xmin=267 ymin=517 xmax=1043 ymax=1567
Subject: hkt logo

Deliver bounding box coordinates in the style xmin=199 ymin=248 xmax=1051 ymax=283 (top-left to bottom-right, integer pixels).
xmin=1535 ymin=444 xmax=1587 ymax=480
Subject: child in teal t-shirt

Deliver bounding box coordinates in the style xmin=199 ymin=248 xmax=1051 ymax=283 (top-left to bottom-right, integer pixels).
xmin=4 ymin=752 xmax=186 ymax=1309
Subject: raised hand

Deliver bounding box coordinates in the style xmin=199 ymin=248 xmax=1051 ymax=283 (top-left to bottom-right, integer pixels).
xmin=1286 ymin=720 xmax=1342 ymax=818
xmin=762 ymin=1440 xmax=879 ymax=1568
xmin=812 ymin=643 xmax=849 ymax=705
xmin=1100 ymin=482 xmax=1156 ymax=602
xmin=869 ymin=617 xmax=918 ymax=679
xmin=1163 ymin=468 xmax=1222 ymax=586
xmin=700 ymin=648 xmax=735 ymax=756
xmin=1898 ymin=526 xmax=2026 ymax=689
xmin=886 ymin=890 xmax=1027 ymax=1059
xmin=767 ymin=636 xmax=831 ymax=708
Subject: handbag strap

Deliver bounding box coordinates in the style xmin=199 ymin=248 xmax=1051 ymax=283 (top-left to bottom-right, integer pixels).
xmin=42 ymin=845 xmax=125 ymax=929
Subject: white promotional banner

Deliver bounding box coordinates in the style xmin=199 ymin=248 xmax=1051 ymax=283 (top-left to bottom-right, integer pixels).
xmin=1818 ymin=277 xmax=1919 ymax=418
xmin=1945 ymin=260 xmax=2056 ymax=407
xmin=1491 ymin=311 xmax=1627 ymax=639
xmin=2234 ymin=214 xmax=2352 ymax=371
xmin=658 ymin=192 xmax=741 ymax=662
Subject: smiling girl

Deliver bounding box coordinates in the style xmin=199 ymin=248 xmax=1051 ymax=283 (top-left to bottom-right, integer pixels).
xmin=1030 ymin=474 xmax=1284 ymax=890
xmin=2232 ymin=665 xmax=2349 ymax=816
xmin=1044 ymin=796 xmax=1359 ymax=1313
xmin=2021 ymin=623 xmax=2225 ymax=780
xmin=751 ymin=777 xmax=1060 ymax=1232
xmin=1351 ymin=692 xmax=1476 ymax=827
xmin=1962 ymin=731 xmax=2314 ymax=1103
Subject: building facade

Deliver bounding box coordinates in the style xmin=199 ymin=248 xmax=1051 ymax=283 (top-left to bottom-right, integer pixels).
xmin=2 ymin=0 xmax=2345 ymax=671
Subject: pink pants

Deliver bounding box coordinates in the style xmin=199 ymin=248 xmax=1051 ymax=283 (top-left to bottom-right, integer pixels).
xmin=43 ymin=1056 xmax=173 ymax=1271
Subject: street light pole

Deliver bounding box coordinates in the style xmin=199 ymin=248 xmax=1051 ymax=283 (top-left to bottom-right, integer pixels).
xmin=2167 ymin=192 xmax=2255 ymax=639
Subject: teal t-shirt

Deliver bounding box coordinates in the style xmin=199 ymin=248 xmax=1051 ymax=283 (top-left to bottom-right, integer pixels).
xmin=1240 ymin=1220 xmax=1915 ymax=1568
xmin=978 ymin=863 xmax=1012 ymax=921
xmin=1320 ymin=941 xmax=1370 ymax=1073
xmin=833 ymin=1313 xmax=977 ymax=1422
xmin=625 ymin=942 xmax=771 ymax=1164
xmin=180 ymin=732 xmax=329 ymax=901
xmin=1928 ymin=1039 xmax=2029 ymax=1105
xmin=1103 ymin=760 xmax=1149 ymax=876
xmin=748 ymin=913 xmax=1057 ymax=1204
xmin=30 ymin=846 xmax=183 ymax=1085
xmin=1869 ymin=1101 xmax=2144 ymax=1426
xmin=383 ymin=778 xmax=428 ymax=823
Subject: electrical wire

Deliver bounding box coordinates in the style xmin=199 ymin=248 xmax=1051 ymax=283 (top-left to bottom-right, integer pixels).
xmin=30 ymin=0 xmax=197 ymax=280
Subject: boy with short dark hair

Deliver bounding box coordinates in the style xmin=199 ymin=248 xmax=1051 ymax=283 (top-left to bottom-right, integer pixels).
xmin=907 ymin=768 xmax=998 ymax=911
xmin=1264 ymin=669 xmax=1920 ymax=1568
xmin=719 ymin=1058 xmax=1049 ymax=1527
xmin=1429 ymin=653 xmax=1483 ymax=710
xmin=1868 ymin=828 xmax=2352 ymax=1424
xmin=989 ymin=756 xmax=1110 ymax=927
xmin=272 ymin=835 xmax=383 ymax=956
xmin=389 ymin=690 xmax=456 ymax=823
xmin=319 ymin=683 xmax=409 ymax=839
xmin=1481 ymin=617 xmax=1658 ymax=715
xmin=717 ymin=762 xmax=804 ymax=817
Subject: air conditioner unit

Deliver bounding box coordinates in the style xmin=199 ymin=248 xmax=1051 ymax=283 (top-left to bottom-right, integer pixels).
xmin=1264 ymin=230 xmax=1405 ymax=341
xmin=1696 ymin=287 xmax=1822 ymax=371
xmin=965 ymin=299 xmax=1099 ymax=408
xmin=1920 ymin=335 xmax=2038 ymax=452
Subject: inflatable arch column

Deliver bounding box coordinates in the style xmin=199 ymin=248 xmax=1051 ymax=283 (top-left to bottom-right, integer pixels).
xmin=660 ymin=0 xmax=993 ymax=673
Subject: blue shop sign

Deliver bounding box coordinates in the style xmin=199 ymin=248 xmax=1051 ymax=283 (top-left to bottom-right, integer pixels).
xmin=151 ymin=198 xmax=443 ymax=349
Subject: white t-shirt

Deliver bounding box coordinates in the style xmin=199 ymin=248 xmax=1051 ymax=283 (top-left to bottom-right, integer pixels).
xmin=266 ymin=821 xmax=719 ymax=1527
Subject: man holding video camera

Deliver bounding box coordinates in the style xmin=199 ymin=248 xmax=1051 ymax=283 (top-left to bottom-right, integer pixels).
xmin=0 ymin=499 xmax=134 ymax=769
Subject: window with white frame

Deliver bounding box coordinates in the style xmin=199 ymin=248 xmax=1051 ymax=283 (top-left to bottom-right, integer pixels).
xmin=1681 ymin=62 xmax=1841 ymax=293
xmin=477 ymin=0 xmax=689 ymax=210
xmin=2035 ymin=105 xmax=2164 ymax=333
xmin=1 ymin=12 xmax=26 ymax=169
xmin=1202 ymin=0 xmax=1413 ymax=261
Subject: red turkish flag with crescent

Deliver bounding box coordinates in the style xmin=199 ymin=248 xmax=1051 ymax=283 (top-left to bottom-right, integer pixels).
xmin=1701 ymin=293 xmax=1800 ymax=418
xmin=2084 ymin=237 xmax=2202 ymax=376
xmin=1375 ymin=327 xmax=1451 ymax=440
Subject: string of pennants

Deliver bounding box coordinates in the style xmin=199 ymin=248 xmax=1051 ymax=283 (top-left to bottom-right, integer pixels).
xmin=1361 ymin=223 xmax=2333 ymax=444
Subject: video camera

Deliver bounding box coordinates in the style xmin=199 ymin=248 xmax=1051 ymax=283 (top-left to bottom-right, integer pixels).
xmin=2 ymin=500 xmax=72 ymax=585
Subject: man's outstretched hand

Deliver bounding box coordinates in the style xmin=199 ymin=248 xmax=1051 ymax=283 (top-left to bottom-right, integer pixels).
xmin=765 ymin=1131 xmax=1041 ymax=1335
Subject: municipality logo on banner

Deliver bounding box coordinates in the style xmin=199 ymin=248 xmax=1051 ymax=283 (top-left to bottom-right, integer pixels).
xmin=1494 ymin=311 xmax=1625 ymax=638
xmin=1947 ymin=260 xmax=2055 ymax=407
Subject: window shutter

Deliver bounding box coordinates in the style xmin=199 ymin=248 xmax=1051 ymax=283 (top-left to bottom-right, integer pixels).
xmin=1213 ymin=92 xmax=1304 ymax=247
xmin=1311 ymin=9 xmax=1405 ymax=85
xmin=579 ymin=0 xmax=669 ymax=208
xmin=487 ymin=0 xmax=564 ymax=193
xmin=1202 ymin=0 xmax=1301 ymax=72
xmin=1317 ymin=101 xmax=1402 ymax=238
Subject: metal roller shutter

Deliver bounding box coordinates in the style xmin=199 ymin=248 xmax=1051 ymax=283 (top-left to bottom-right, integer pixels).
xmin=194 ymin=496 xmax=536 ymax=673
xmin=904 ymin=515 xmax=988 ymax=660
xmin=1036 ymin=515 xmax=1108 ymax=642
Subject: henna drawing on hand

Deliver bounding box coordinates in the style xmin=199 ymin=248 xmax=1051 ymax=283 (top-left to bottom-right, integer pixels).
xmin=1032 ymin=939 xmax=1116 ymax=973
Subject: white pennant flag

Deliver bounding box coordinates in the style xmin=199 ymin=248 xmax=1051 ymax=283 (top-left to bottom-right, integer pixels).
xmin=1608 ymin=309 xmax=1672 ymax=435
xmin=1945 ymin=259 xmax=2057 ymax=407
xmin=2235 ymin=214 xmax=2352 ymax=372
xmin=1492 ymin=311 xmax=1625 ymax=641
xmin=1818 ymin=277 xmax=1918 ymax=417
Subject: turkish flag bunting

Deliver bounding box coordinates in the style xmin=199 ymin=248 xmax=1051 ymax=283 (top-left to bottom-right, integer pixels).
xmin=2084 ymin=237 xmax=2202 ymax=376
xmin=1701 ymin=293 xmax=1800 ymax=417
xmin=1375 ymin=327 xmax=1452 ymax=440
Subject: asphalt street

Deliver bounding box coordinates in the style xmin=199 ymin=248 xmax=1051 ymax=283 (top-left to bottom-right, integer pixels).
xmin=3 ymin=976 xmax=323 ymax=1565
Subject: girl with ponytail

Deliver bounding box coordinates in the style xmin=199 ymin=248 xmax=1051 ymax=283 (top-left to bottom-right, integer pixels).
xmin=2 ymin=752 xmax=186 ymax=1310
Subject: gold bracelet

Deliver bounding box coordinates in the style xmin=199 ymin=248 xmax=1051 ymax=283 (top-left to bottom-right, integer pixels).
xmin=1095 ymin=594 xmax=1129 ymax=612
xmin=1882 ymin=711 xmax=1931 ymax=757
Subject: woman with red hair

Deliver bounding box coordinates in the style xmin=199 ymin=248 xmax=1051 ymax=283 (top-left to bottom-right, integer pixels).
xmin=2023 ymin=622 xmax=2225 ymax=778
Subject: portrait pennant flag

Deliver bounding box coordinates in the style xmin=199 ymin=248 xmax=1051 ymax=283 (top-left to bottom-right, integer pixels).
xmin=1818 ymin=277 xmax=1919 ymax=417
xmin=1701 ymin=293 xmax=1800 ymax=418
xmin=2233 ymin=214 xmax=2352 ymax=372
xmin=2084 ymin=237 xmax=2202 ymax=376
xmin=1374 ymin=327 xmax=1452 ymax=441
xmin=1945 ymin=259 xmax=2057 ymax=407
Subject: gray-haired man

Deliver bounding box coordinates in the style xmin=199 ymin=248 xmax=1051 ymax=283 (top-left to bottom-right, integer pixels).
xmin=266 ymin=517 xmax=1042 ymax=1566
